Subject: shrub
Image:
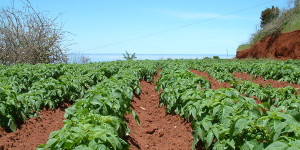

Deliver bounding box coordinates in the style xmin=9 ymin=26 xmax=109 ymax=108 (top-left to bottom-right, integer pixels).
xmin=0 ymin=1 xmax=68 ymax=65
xmin=123 ymin=51 xmax=137 ymax=60
xmin=213 ymin=56 xmax=220 ymax=59
xmin=260 ymin=6 xmax=280 ymax=28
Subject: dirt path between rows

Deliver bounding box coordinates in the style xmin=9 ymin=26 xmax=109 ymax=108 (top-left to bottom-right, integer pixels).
xmin=189 ymin=70 xmax=231 ymax=89
xmin=232 ymin=72 xmax=300 ymax=89
xmin=126 ymin=70 xmax=194 ymax=150
xmin=190 ymin=69 xmax=300 ymax=90
xmin=190 ymin=69 xmax=300 ymax=107
xmin=190 ymin=69 xmax=265 ymax=105
xmin=0 ymin=103 xmax=70 ymax=150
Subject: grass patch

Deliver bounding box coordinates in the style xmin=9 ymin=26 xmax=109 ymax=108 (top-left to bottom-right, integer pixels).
xmin=282 ymin=11 xmax=300 ymax=32
xmin=237 ymin=44 xmax=251 ymax=51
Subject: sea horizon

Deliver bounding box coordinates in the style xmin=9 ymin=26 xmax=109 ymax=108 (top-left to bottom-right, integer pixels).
xmin=68 ymin=53 xmax=236 ymax=63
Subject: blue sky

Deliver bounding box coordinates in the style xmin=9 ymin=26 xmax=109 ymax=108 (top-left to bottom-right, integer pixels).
xmin=1 ymin=0 xmax=288 ymax=55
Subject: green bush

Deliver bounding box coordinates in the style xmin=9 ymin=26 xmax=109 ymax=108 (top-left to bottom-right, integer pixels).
xmin=260 ymin=6 xmax=280 ymax=28
xmin=203 ymin=57 xmax=211 ymax=59
xmin=213 ymin=56 xmax=220 ymax=59
xmin=123 ymin=51 xmax=137 ymax=60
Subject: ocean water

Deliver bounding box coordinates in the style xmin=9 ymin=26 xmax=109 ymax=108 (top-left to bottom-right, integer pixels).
xmin=68 ymin=53 xmax=236 ymax=63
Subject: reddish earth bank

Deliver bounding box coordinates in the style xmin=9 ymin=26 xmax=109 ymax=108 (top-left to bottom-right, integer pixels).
xmin=236 ymin=30 xmax=300 ymax=59
xmin=232 ymin=72 xmax=300 ymax=89
xmin=126 ymin=71 xmax=194 ymax=150
xmin=0 ymin=103 xmax=70 ymax=150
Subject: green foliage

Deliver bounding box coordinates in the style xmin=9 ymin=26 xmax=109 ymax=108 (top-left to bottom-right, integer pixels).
xmin=189 ymin=59 xmax=300 ymax=84
xmin=37 ymin=60 xmax=158 ymax=150
xmin=123 ymin=51 xmax=137 ymax=60
xmin=260 ymin=6 xmax=280 ymax=28
xmin=236 ymin=43 xmax=251 ymax=51
xmin=38 ymin=115 xmax=129 ymax=150
xmin=282 ymin=6 xmax=300 ymax=32
xmin=156 ymin=59 xmax=300 ymax=150
xmin=213 ymin=56 xmax=220 ymax=59
xmin=0 ymin=63 xmax=113 ymax=131
xmin=1 ymin=59 xmax=300 ymax=149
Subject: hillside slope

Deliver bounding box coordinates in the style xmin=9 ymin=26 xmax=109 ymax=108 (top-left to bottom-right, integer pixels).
xmin=236 ymin=30 xmax=300 ymax=59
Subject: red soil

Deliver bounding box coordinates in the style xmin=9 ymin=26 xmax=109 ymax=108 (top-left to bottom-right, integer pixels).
xmin=0 ymin=103 xmax=70 ymax=150
xmin=189 ymin=69 xmax=231 ymax=89
xmin=126 ymin=71 xmax=194 ymax=150
xmin=236 ymin=30 xmax=300 ymax=59
xmin=232 ymin=72 xmax=300 ymax=89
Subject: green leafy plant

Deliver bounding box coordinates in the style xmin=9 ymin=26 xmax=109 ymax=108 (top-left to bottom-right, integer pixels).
xmin=38 ymin=60 xmax=158 ymax=150
xmin=123 ymin=51 xmax=137 ymax=60
xmin=156 ymin=59 xmax=300 ymax=149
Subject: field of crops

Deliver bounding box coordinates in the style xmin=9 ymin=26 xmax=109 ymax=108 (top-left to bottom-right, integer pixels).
xmin=0 ymin=59 xmax=300 ymax=150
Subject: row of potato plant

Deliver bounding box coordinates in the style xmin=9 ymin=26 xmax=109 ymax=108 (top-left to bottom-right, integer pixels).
xmin=156 ymin=63 xmax=300 ymax=150
xmin=187 ymin=59 xmax=300 ymax=84
xmin=186 ymin=59 xmax=300 ymax=111
xmin=0 ymin=60 xmax=152 ymax=131
xmin=0 ymin=62 xmax=127 ymax=131
xmin=189 ymin=60 xmax=300 ymax=112
xmin=232 ymin=80 xmax=300 ymax=108
xmin=38 ymin=61 xmax=158 ymax=149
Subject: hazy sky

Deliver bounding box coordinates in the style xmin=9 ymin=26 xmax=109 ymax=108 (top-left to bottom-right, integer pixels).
xmin=1 ymin=0 xmax=288 ymax=54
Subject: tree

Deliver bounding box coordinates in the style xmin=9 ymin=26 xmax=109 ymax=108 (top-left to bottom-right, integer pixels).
xmin=260 ymin=6 xmax=280 ymax=28
xmin=0 ymin=1 xmax=68 ymax=65
xmin=123 ymin=51 xmax=137 ymax=60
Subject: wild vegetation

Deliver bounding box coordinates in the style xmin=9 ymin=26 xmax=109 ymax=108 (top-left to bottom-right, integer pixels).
xmin=123 ymin=51 xmax=137 ymax=60
xmin=237 ymin=1 xmax=300 ymax=51
xmin=0 ymin=1 xmax=69 ymax=65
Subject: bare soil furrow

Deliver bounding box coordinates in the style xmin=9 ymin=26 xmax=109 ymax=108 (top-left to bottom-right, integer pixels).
xmin=189 ymin=69 xmax=231 ymax=89
xmin=232 ymin=72 xmax=300 ymax=89
xmin=126 ymin=71 xmax=194 ymax=150
xmin=0 ymin=103 xmax=70 ymax=150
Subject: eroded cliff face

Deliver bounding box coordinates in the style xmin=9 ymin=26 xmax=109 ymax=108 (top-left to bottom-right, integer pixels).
xmin=237 ymin=30 xmax=300 ymax=60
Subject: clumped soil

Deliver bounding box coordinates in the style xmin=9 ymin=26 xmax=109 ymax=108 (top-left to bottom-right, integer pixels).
xmin=236 ymin=30 xmax=300 ymax=59
xmin=0 ymin=103 xmax=70 ymax=150
xmin=232 ymin=72 xmax=300 ymax=89
xmin=126 ymin=71 xmax=194 ymax=150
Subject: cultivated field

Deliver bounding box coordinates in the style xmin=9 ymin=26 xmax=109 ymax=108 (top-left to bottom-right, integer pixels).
xmin=0 ymin=59 xmax=300 ymax=150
